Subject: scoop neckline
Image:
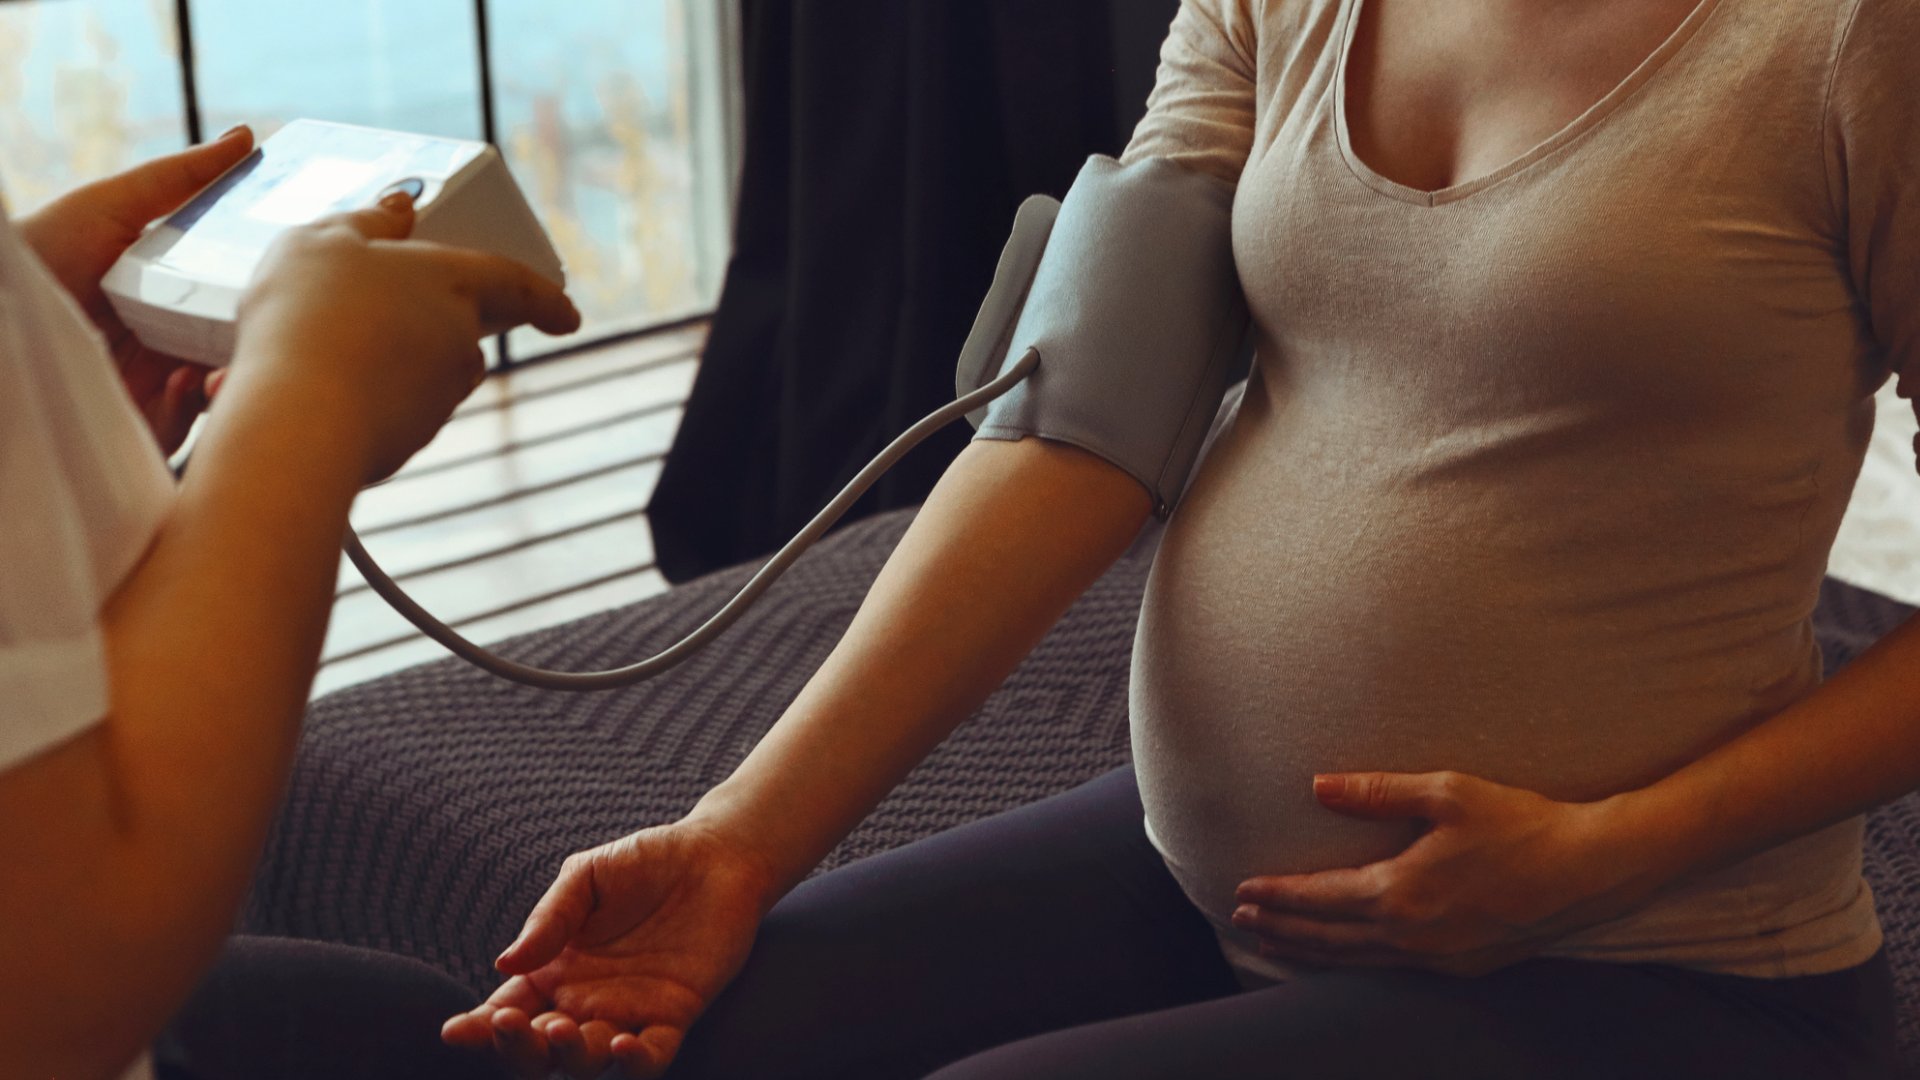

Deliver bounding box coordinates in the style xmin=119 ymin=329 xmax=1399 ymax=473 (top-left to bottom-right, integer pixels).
xmin=1332 ymin=0 xmax=1726 ymax=207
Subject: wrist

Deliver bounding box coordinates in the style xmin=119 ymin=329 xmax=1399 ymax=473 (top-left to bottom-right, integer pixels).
xmin=1583 ymin=779 xmax=1720 ymax=901
xmin=683 ymin=782 xmax=812 ymax=911
xmin=221 ymin=338 xmax=382 ymax=485
xmin=13 ymin=200 xmax=96 ymax=298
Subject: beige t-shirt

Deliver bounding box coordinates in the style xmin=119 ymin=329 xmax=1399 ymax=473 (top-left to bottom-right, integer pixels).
xmin=1126 ymin=0 xmax=1919 ymax=980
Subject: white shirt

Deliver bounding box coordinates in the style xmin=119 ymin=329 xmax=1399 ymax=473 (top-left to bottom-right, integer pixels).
xmin=0 ymin=194 xmax=176 ymax=1078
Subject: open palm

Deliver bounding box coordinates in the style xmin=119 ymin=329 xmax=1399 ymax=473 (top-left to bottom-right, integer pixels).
xmin=444 ymin=822 xmax=777 ymax=1079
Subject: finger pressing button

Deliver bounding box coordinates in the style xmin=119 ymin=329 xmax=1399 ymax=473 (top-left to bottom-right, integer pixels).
xmin=377 ymin=176 xmax=427 ymax=204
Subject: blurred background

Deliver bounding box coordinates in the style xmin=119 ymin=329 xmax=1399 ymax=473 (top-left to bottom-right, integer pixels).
xmin=0 ymin=0 xmax=736 ymax=361
xmin=0 ymin=0 xmax=740 ymax=690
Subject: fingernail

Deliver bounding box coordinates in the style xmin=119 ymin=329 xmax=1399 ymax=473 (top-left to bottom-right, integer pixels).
xmin=216 ymin=123 xmax=250 ymax=142
xmin=379 ymin=190 xmax=414 ymax=212
xmin=1233 ymin=904 xmax=1256 ymax=924
xmin=1314 ymin=774 xmax=1345 ymax=800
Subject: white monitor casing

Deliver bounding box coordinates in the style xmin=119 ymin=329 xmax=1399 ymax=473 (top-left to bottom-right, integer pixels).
xmin=103 ymin=119 xmax=565 ymax=367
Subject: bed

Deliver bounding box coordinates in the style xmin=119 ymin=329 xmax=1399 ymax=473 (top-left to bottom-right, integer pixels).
xmin=242 ymin=492 xmax=1920 ymax=1074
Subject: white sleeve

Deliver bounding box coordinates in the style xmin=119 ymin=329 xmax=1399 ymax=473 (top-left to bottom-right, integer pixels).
xmin=0 ymin=202 xmax=174 ymax=772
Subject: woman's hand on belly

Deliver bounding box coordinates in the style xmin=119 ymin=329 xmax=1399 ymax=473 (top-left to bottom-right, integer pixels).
xmin=1229 ymin=770 xmax=1664 ymax=977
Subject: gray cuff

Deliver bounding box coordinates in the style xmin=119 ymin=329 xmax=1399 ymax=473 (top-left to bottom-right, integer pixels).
xmin=954 ymin=154 xmax=1250 ymax=516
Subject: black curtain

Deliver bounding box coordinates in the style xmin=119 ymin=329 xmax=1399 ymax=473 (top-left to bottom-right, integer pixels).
xmin=649 ymin=0 xmax=1178 ymax=582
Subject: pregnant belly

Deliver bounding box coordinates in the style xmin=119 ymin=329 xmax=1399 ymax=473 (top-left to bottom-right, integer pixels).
xmin=1126 ymin=427 xmax=1823 ymax=929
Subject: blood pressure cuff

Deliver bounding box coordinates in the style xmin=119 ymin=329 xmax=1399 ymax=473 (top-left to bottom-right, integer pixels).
xmin=955 ymin=155 xmax=1251 ymax=517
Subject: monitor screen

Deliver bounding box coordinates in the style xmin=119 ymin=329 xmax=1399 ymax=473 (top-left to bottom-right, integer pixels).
xmin=148 ymin=121 xmax=480 ymax=290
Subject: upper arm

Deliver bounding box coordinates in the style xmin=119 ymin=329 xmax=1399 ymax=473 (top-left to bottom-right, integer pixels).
xmin=1120 ymin=0 xmax=1262 ymax=186
xmin=951 ymin=434 xmax=1157 ymax=548
xmin=1825 ymin=0 xmax=1920 ymax=419
xmin=0 ymin=207 xmax=183 ymax=1080
xmin=0 ymin=202 xmax=173 ymax=773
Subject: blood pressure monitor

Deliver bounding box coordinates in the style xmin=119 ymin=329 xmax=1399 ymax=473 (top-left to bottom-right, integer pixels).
xmin=104 ymin=118 xmax=565 ymax=366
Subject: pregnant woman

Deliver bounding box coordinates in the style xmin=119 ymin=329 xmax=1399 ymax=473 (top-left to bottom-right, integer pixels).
xmin=447 ymin=0 xmax=1916 ymax=1075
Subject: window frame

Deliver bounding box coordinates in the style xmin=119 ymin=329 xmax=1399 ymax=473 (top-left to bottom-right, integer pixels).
xmin=164 ymin=0 xmax=739 ymax=370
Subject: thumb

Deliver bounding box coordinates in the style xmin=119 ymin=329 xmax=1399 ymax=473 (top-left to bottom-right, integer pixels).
xmin=1312 ymin=771 xmax=1467 ymax=823
xmin=95 ymin=125 xmax=256 ymax=231
xmin=612 ymin=1026 xmax=684 ymax=1079
xmin=497 ymin=856 xmax=596 ymax=975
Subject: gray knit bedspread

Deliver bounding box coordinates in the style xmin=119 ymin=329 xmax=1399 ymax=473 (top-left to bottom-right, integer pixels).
xmin=242 ymin=507 xmax=1920 ymax=1071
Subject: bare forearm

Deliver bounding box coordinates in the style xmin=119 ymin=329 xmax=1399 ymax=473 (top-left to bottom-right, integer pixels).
xmin=1598 ymin=612 xmax=1920 ymax=892
xmin=106 ymin=364 xmax=371 ymax=905
xmin=0 ymin=363 xmax=371 ymax=1077
xmin=689 ymin=437 xmax=1151 ymax=902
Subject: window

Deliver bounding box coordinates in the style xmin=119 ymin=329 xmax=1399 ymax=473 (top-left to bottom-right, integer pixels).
xmin=0 ymin=0 xmax=189 ymax=212
xmin=0 ymin=0 xmax=735 ymax=363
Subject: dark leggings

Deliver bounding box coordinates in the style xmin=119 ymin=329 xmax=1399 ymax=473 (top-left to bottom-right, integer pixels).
xmin=669 ymin=766 xmax=1899 ymax=1080
xmin=160 ymin=767 xmax=1899 ymax=1079
xmin=154 ymin=936 xmax=507 ymax=1080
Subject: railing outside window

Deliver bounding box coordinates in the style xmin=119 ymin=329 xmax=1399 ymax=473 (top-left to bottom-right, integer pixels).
xmin=0 ymin=0 xmax=736 ymax=366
